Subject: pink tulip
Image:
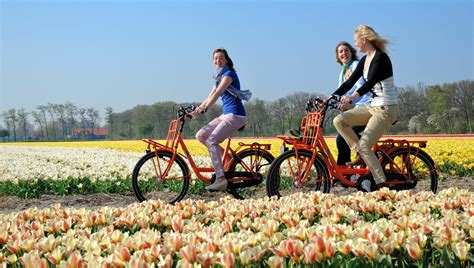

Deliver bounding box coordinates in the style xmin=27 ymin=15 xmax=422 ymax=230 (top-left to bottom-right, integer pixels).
xmin=303 ymin=245 xmax=318 ymax=263
xmin=157 ymin=254 xmax=173 ymax=268
xmin=337 ymin=240 xmax=352 ymax=255
xmin=115 ymin=245 xmax=131 ymax=262
xmin=314 ymin=236 xmax=325 ymax=253
xmin=129 ymin=255 xmax=148 ymax=268
xmin=180 ymin=245 xmax=197 ymax=263
xmin=380 ymin=240 xmax=395 ymax=255
xmin=219 ymin=253 xmax=234 ymax=268
xmin=0 ymin=231 xmax=9 ymax=246
xmin=405 ymin=239 xmax=423 ymax=260
xmin=197 ymin=252 xmax=216 ymax=267
xmin=64 ymin=251 xmax=85 ymax=268
xmin=6 ymin=240 xmax=21 ymax=255
xmin=167 ymin=234 xmax=182 ymax=252
xmin=172 ymin=215 xmax=184 ymax=233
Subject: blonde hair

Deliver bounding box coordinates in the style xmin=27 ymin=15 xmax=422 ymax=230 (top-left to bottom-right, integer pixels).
xmin=355 ymin=24 xmax=390 ymax=53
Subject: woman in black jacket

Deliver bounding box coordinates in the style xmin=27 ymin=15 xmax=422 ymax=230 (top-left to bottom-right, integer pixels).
xmin=332 ymin=25 xmax=399 ymax=192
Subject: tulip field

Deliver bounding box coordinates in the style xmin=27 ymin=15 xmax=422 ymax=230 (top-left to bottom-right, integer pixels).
xmin=0 ymin=137 xmax=472 ymax=199
xmin=0 ymin=137 xmax=473 ymax=266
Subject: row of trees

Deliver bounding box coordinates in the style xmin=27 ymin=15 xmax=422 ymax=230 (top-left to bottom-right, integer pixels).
xmin=1 ymin=80 xmax=472 ymax=142
xmin=105 ymin=80 xmax=473 ymax=140
xmin=1 ymin=102 xmax=100 ymax=142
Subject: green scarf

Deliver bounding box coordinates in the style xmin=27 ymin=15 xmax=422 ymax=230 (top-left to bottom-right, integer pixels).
xmin=341 ymin=60 xmax=353 ymax=82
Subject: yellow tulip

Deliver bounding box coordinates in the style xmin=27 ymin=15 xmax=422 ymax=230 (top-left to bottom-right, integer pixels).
xmin=266 ymin=255 xmax=283 ymax=268
xmin=452 ymin=241 xmax=469 ymax=262
xmin=7 ymin=254 xmax=17 ymax=265
xmin=380 ymin=240 xmax=395 ymax=255
xmin=45 ymin=247 xmax=65 ymax=264
xmin=405 ymin=237 xmax=423 ymax=260
xmin=365 ymin=243 xmax=379 ymax=260
xmin=337 ymin=240 xmax=352 ymax=255
xmin=64 ymin=251 xmax=85 ymax=268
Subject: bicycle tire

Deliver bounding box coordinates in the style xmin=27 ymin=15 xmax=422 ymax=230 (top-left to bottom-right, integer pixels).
xmin=131 ymin=151 xmax=190 ymax=204
xmin=381 ymin=148 xmax=438 ymax=193
xmin=266 ymin=149 xmax=330 ymax=198
xmin=227 ymin=150 xmax=275 ymax=199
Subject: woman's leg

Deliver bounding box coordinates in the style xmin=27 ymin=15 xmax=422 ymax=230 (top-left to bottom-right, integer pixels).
xmin=357 ymin=105 xmax=399 ymax=185
xmin=333 ymin=106 xmax=372 ymax=151
xmin=336 ymin=125 xmax=366 ymax=165
xmin=336 ymin=134 xmax=351 ymax=165
xmin=199 ymin=115 xmax=247 ymax=190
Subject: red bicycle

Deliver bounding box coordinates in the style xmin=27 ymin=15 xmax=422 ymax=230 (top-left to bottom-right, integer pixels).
xmin=131 ymin=105 xmax=274 ymax=204
xmin=266 ymin=96 xmax=439 ymax=197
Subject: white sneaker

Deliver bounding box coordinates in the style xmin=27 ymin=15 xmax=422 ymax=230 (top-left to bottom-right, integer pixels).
xmin=206 ymin=179 xmax=228 ymax=191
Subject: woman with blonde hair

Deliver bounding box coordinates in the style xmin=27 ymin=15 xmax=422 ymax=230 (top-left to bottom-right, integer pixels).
xmin=332 ymin=24 xmax=399 ymax=192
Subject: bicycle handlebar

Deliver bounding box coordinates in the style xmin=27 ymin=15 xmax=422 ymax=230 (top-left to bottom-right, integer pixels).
xmin=176 ymin=105 xmax=196 ymax=119
xmin=306 ymin=95 xmax=340 ymax=112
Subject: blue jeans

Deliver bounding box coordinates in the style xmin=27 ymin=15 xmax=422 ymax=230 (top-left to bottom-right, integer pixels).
xmin=336 ymin=125 xmax=366 ymax=165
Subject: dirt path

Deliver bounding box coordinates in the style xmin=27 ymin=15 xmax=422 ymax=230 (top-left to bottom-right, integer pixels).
xmin=0 ymin=177 xmax=472 ymax=214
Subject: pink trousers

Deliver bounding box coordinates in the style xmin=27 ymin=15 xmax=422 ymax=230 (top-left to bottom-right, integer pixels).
xmin=196 ymin=114 xmax=247 ymax=178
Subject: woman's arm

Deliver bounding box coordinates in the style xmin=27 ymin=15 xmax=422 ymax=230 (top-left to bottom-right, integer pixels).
xmin=196 ymin=76 xmax=233 ymax=114
xmin=355 ymin=52 xmax=392 ymax=97
xmin=332 ymin=57 xmax=365 ymax=96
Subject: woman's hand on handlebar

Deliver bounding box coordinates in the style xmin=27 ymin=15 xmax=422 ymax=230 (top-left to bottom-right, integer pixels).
xmin=190 ymin=106 xmax=206 ymax=118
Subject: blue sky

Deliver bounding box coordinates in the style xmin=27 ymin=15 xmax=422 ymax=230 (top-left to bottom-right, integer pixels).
xmin=1 ymin=0 xmax=473 ymax=118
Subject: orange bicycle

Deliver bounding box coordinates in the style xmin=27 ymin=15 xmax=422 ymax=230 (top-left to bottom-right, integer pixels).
xmin=131 ymin=105 xmax=274 ymax=204
xmin=266 ymin=96 xmax=439 ymax=197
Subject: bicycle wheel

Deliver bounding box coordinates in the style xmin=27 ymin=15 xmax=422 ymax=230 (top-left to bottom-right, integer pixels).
xmin=227 ymin=150 xmax=275 ymax=199
xmin=266 ymin=149 xmax=330 ymax=198
xmin=381 ymin=148 xmax=438 ymax=193
xmin=131 ymin=151 xmax=190 ymax=204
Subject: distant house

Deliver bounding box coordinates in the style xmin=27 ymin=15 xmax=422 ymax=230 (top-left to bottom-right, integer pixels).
xmin=72 ymin=127 xmax=109 ymax=140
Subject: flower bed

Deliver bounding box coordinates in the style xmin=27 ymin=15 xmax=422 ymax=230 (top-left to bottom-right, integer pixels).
xmin=0 ymin=188 xmax=472 ymax=266
xmin=0 ymin=137 xmax=472 ymax=198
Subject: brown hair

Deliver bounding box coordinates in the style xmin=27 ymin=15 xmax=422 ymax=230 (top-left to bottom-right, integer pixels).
xmin=213 ymin=48 xmax=235 ymax=72
xmin=355 ymin=24 xmax=390 ymax=53
xmin=335 ymin=41 xmax=359 ymax=65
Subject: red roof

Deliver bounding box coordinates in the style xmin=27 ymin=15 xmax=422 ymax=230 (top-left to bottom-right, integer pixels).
xmin=72 ymin=128 xmax=109 ymax=136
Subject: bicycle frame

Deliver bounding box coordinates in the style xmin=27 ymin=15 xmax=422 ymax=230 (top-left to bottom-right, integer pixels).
xmin=278 ymin=98 xmax=439 ymax=187
xmin=142 ymin=115 xmax=271 ymax=184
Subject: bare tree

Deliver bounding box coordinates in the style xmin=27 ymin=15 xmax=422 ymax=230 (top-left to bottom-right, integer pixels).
xmin=78 ymin=108 xmax=87 ymax=139
xmin=17 ymin=108 xmax=29 ymax=141
xmin=453 ymin=80 xmax=473 ymax=133
xmin=31 ymin=111 xmax=45 ymax=140
xmin=86 ymin=108 xmax=100 ymax=139
xmin=65 ymin=102 xmax=78 ymax=139
xmin=2 ymin=109 xmax=18 ymax=142
xmin=105 ymin=106 xmax=114 ymax=139
xmin=53 ymin=104 xmax=67 ymax=140
xmin=268 ymin=98 xmax=291 ymax=135
xmin=46 ymin=103 xmax=57 ymax=140
xmin=36 ymin=105 xmax=50 ymax=140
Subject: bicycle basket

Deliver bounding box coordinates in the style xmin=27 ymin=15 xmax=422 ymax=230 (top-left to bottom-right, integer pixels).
xmin=166 ymin=119 xmax=180 ymax=148
xmin=300 ymin=111 xmax=323 ymax=146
